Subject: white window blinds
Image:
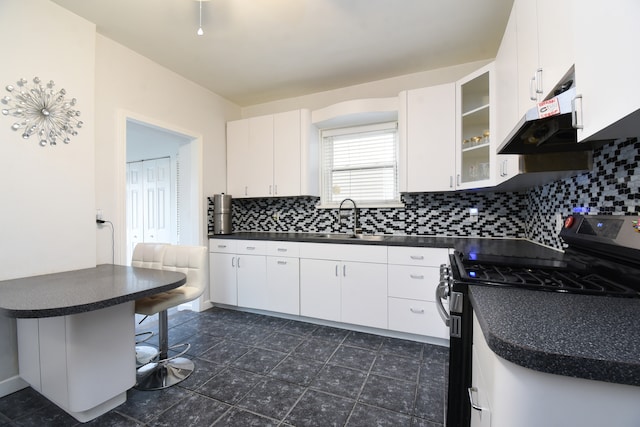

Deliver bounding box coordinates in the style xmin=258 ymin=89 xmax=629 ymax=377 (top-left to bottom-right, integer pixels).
xmin=321 ymin=122 xmax=399 ymax=206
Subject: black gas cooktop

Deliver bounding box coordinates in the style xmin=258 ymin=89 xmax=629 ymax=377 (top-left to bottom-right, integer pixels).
xmin=459 ymin=261 xmax=640 ymax=298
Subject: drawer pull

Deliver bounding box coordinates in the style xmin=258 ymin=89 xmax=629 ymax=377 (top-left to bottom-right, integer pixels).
xmin=277 ymin=248 xmax=287 ymax=252
xmin=410 ymin=307 xmax=425 ymax=314
xmin=468 ymin=387 xmax=487 ymax=411
xmin=246 ymin=246 xmax=256 ymax=250
xmin=217 ymin=244 xmax=227 ymax=248
xmin=277 ymin=260 xmax=287 ymax=265
xmin=410 ymin=274 xmax=424 ymax=280
xmin=410 ymin=255 xmax=424 ymax=260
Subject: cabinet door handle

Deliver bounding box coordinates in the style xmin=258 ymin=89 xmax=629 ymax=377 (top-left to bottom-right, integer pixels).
xmin=231 ymin=256 xmax=235 ymax=267
xmin=277 ymin=260 xmax=287 ymax=265
xmin=410 ymin=307 xmax=425 ymax=314
xmin=244 ymin=186 xmax=248 ymax=196
xmin=274 ymin=184 xmax=278 ymax=195
xmin=269 ymin=185 xmax=272 ymax=195
xmin=410 ymin=274 xmax=424 ymax=280
xmin=468 ymin=387 xmax=487 ymax=412
xmin=456 ymin=174 xmax=461 ymax=186
xmin=335 ymin=265 xmax=339 ymax=277
xmin=535 ymin=68 xmax=543 ymax=94
xmin=449 ymin=175 xmax=454 ymax=188
xmin=571 ymin=94 xmax=584 ymax=130
xmin=343 ymin=265 xmax=346 ymax=277
xmin=529 ymin=75 xmax=537 ymax=101
xmin=237 ymin=257 xmax=241 ymax=268
xmin=410 ymin=255 xmax=424 ymax=260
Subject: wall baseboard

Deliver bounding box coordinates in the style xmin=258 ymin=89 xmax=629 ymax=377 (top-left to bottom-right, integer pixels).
xmin=0 ymin=375 xmax=28 ymax=398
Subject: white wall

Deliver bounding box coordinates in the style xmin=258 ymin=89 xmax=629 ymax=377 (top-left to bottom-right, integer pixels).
xmin=0 ymin=0 xmax=96 ymax=393
xmin=94 ymin=34 xmax=240 ymax=264
xmin=242 ymin=59 xmax=491 ymax=117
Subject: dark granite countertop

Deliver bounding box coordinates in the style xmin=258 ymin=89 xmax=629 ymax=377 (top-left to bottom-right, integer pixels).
xmin=469 ymin=286 xmax=640 ymax=387
xmin=0 ymin=264 xmax=186 ymax=318
xmin=210 ymin=232 xmax=562 ymax=259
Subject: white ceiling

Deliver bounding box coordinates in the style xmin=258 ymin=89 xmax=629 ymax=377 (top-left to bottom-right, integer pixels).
xmin=52 ymin=0 xmax=514 ymax=107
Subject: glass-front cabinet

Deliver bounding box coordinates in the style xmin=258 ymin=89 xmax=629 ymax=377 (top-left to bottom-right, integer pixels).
xmin=456 ymin=63 xmax=496 ymax=190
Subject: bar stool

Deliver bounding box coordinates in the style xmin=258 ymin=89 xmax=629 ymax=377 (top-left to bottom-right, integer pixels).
xmin=132 ymin=243 xmax=208 ymax=390
xmin=131 ymin=243 xmax=168 ymax=367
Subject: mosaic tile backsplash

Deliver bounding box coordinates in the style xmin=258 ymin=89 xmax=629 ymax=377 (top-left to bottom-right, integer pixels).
xmin=208 ymin=138 xmax=639 ymax=251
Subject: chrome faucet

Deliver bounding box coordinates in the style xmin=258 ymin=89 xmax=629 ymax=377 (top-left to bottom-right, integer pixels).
xmin=337 ymin=198 xmax=361 ymax=235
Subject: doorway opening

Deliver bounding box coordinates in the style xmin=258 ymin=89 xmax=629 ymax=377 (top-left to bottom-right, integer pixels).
xmin=121 ymin=114 xmax=205 ymax=311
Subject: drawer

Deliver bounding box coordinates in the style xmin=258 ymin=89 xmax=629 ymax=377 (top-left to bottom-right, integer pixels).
xmin=236 ymin=240 xmax=267 ymax=255
xmin=299 ymin=242 xmax=387 ymax=263
xmin=267 ymin=241 xmax=300 ymax=257
xmin=388 ymin=265 xmax=439 ymax=301
xmin=388 ymin=246 xmax=450 ymax=267
xmin=388 ymin=297 xmax=449 ymax=340
xmin=209 ymin=239 xmax=237 ymax=253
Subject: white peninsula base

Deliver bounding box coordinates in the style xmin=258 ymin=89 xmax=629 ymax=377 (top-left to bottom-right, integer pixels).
xmin=17 ymin=302 xmax=135 ymax=422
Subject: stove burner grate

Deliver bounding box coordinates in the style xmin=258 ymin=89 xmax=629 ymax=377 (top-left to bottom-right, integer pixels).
xmin=464 ymin=264 xmax=640 ymax=298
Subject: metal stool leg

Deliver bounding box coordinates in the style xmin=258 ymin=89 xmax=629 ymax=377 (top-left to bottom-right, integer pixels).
xmin=135 ymin=310 xmax=195 ymax=390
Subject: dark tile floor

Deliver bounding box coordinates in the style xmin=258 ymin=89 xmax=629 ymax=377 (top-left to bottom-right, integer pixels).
xmin=0 ymin=307 xmax=448 ymax=426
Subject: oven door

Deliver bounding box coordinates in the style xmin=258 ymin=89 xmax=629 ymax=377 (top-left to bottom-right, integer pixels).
xmin=442 ymin=256 xmax=473 ymax=427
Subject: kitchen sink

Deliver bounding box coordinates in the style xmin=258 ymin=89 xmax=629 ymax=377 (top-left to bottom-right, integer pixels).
xmin=307 ymin=233 xmax=388 ymax=241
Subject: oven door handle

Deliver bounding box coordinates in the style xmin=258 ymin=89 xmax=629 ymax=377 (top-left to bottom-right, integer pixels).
xmin=435 ymin=280 xmax=450 ymax=327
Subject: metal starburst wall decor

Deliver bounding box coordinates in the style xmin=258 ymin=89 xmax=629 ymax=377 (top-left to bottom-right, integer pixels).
xmin=1 ymin=77 xmax=83 ymax=147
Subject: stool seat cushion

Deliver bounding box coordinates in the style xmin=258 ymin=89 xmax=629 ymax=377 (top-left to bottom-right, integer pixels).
xmin=132 ymin=244 xmax=208 ymax=316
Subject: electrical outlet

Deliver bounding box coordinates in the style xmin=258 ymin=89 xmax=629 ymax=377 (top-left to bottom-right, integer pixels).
xmin=469 ymin=207 xmax=479 ymax=223
xmin=555 ymin=212 xmax=564 ymax=233
xmin=96 ymin=209 xmax=103 ymax=220
xmin=272 ymin=211 xmax=280 ymax=222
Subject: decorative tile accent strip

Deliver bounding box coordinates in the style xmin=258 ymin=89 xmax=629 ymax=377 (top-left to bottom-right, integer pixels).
xmin=208 ymin=138 xmax=639 ymax=252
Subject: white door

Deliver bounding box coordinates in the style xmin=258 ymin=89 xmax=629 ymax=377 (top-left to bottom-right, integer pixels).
xmin=126 ymin=162 xmax=144 ymax=258
xmin=126 ymin=157 xmax=173 ymax=261
xmin=143 ymin=158 xmax=172 ymax=243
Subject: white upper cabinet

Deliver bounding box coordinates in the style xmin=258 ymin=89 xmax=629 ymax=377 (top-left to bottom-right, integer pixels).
xmin=226 ymin=109 xmax=319 ymax=198
xmin=515 ymin=0 xmax=575 ymax=114
xmin=399 ymin=84 xmax=456 ymax=192
xmin=226 ymin=119 xmax=250 ymax=197
xmin=572 ymin=0 xmax=640 ymax=142
xmin=456 ymin=63 xmax=496 ymax=190
xmin=247 ymin=114 xmax=275 ymax=197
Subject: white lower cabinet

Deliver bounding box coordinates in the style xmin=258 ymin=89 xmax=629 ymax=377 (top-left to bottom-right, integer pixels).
xmin=300 ymin=258 xmax=341 ymax=322
xmin=299 ymin=243 xmax=388 ymax=329
xmin=209 ymin=239 xmax=238 ymax=306
xmin=211 ymin=239 xmax=451 ymax=341
xmin=265 ymin=241 xmax=300 ymax=315
xmin=387 ymin=247 xmax=450 ymax=340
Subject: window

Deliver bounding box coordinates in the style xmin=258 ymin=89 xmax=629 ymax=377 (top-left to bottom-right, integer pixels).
xmin=320 ymin=122 xmax=399 ymax=207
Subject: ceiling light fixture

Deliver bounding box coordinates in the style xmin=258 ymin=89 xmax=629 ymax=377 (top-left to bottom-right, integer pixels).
xmin=197 ymin=0 xmax=204 ymax=36
xmin=1 ymin=77 xmax=82 ymax=147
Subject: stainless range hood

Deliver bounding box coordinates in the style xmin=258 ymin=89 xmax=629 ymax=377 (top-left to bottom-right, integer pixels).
xmin=497 ymin=87 xmax=608 ymax=155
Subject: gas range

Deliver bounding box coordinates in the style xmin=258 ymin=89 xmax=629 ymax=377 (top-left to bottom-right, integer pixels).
xmin=449 ymin=214 xmax=640 ymax=298
xmin=442 ymin=214 xmax=640 ymax=427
